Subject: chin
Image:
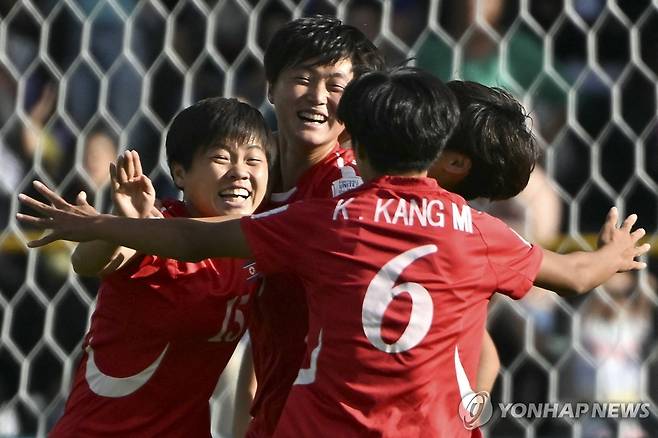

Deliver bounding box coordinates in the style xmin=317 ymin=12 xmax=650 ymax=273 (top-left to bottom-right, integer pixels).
xmin=222 ymin=205 xmax=253 ymax=216
xmin=297 ymin=133 xmax=334 ymax=148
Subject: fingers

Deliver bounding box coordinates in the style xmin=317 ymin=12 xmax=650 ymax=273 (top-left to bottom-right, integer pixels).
xmin=630 ymin=227 xmax=646 ymax=242
xmin=131 ymin=150 xmax=143 ymax=176
xmin=634 ymin=242 xmax=651 ymax=258
xmin=628 ymin=260 xmax=648 ymax=271
xmin=18 ymin=193 xmax=58 ymax=216
xmin=15 ymin=212 xmax=52 ymax=228
xmin=598 ymin=207 xmax=618 ymax=247
xmin=606 ymin=206 xmax=619 ymax=228
xmin=76 ymin=191 xmax=87 ymax=205
xmin=124 ymin=150 xmax=136 ymax=180
xmin=16 ymin=212 xmax=61 ymax=248
xmin=110 ymin=162 xmax=122 ymax=197
xmin=27 ymin=233 xmax=61 ymax=248
xmin=32 ymin=180 xmax=69 ymax=209
xmin=140 ymin=174 xmax=156 ymax=197
xmin=117 ymin=153 xmax=129 ymax=184
xmin=621 ymin=213 xmax=638 ymax=232
xmin=150 ymin=206 xmax=164 ymax=218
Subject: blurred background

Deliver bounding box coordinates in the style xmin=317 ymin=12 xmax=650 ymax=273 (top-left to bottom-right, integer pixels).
xmin=0 ymin=0 xmax=657 ymax=437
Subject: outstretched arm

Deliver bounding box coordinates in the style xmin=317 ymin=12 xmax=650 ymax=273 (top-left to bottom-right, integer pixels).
xmin=18 ymin=190 xmax=251 ymax=261
xmin=26 ymin=181 xmax=118 ymax=275
xmin=535 ymin=207 xmax=650 ymax=296
xmin=72 ymin=151 xmax=159 ymax=276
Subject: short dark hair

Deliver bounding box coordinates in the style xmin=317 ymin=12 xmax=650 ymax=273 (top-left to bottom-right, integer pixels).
xmin=166 ymin=97 xmax=273 ymax=188
xmin=445 ymin=81 xmax=539 ymax=200
xmin=264 ymin=15 xmax=384 ymax=84
xmin=337 ymin=67 xmax=460 ymax=174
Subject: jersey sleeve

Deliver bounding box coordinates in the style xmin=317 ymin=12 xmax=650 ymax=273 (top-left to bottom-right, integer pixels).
xmin=475 ymin=213 xmax=543 ymax=300
xmin=240 ymin=201 xmax=317 ymax=277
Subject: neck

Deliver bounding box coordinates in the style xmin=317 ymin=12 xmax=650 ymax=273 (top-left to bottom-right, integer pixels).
xmin=364 ymin=170 xmax=428 ymax=182
xmin=182 ymin=199 xmax=201 ymax=218
xmin=358 ymin=157 xmax=428 ymax=183
xmin=276 ymin=137 xmax=337 ymax=192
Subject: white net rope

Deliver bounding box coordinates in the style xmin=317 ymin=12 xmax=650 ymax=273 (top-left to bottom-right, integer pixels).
xmin=0 ymin=0 xmax=656 ymax=437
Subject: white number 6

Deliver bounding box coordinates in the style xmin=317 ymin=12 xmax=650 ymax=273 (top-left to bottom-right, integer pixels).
xmin=362 ymin=244 xmax=437 ymax=353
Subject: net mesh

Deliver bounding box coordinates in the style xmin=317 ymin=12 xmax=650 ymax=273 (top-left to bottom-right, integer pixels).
xmin=0 ymin=0 xmax=657 ymax=437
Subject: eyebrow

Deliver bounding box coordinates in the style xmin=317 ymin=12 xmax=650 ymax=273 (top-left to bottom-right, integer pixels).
xmin=245 ymin=144 xmax=266 ymax=152
xmin=292 ymin=66 xmax=350 ymax=80
xmin=213 ymin=143 xmax=266 ymax=152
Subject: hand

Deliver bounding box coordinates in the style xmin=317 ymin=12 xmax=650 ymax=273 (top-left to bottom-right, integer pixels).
xmin=111 ymin=150 xmax=156 ymax=219
xmin=17 ymin=181 xmax=106 ymax=247
xmin=598 ymin=207 xmax=650 ymax=271
xmin=30 ymin=180 xmax=99 ymax=217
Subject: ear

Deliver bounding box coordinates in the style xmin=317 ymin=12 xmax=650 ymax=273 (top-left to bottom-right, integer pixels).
xmin=442 ymin=150 xmax=472 ymax=175
xmin=430 ymin=150 xmax=472 ymax=189
xmin=170 ymin=162 xmax=186 ymax=189
xmin=338 ymin=128 xmax=351 ymax=146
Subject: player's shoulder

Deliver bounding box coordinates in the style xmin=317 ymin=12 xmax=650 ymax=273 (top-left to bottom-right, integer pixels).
xmin=303 ymin=145 xmax=362 ymax=198
xmin=469 ymin=203 xmax=534 ymax=251
xmin=253 ymin=196 xmax=336 ymax=218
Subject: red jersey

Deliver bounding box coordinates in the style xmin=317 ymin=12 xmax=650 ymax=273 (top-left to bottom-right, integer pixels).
xmin=241 ymin=176 xmax=542 ymax=438
xmin=247 ymin=145 xmax=360 ymax=437
xmin=50 ymin=200 xmax=260 ymax=437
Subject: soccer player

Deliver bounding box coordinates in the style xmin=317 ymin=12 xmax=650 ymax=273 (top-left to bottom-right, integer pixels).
xmin=41 ymin=97 xmax=272 ymax=437
xmin=427 ymin=80 xmax=540 ymax=393
xmin=430 ymin=80 xmax=539 ymax=202
xmin=18 ymin=67 xmax=649 ymax=437
xmin=245 ymin=15 xmax=385 ymax=437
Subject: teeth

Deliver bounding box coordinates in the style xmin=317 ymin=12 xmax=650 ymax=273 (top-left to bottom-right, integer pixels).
xmin=220 ymin=188 xmax=250 ymax=198
xmin=299 ymin=111 xmax=327 ymax=123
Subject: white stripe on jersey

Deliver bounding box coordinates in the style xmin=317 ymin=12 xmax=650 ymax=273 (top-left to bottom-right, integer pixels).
xmin=86 ymin=343 xmax=169 ymax=398
xmin=509 ymin=228 xmax=532 ymax=247
xmin=270 ymin=187 xmax=297 ymax=203
xmin=251 ymin=205 xmax=289 ymax=219
xmin=454 ymin=346 xmax=475 ymax=408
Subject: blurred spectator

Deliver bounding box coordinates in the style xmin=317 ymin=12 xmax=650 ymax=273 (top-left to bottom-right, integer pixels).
xmin=21 ymin=83 xmax=64 ymax=178
xmin=582 ymin=272 xmax=653 ymax=402
xmin=83 ymin=131 xmax=118 ymax=190
xmin=416 ymin=0 xmax=543 ymax=90
xmin=577 ymin=272 xmax=655 ymax=438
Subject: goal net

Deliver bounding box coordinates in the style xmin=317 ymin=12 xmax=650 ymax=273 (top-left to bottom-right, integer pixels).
xmin=0 ymin=1 xmax=656 ymax=437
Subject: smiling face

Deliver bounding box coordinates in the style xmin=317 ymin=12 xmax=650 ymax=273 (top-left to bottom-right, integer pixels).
xmin=172 ymin=141 xmax=269 ymax=217
xmin=268 ymin=58 xmax=354 ymax=151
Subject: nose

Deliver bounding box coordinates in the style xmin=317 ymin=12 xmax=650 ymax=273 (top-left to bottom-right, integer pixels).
xmin=305 ymin=81 xmax=328 ymax=106
xmin=227 ymin=162 xmax=249 ymax=180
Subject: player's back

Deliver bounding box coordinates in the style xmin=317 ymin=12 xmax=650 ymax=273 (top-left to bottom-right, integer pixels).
xmin=243 ymin=176 xmax=541 ymax=437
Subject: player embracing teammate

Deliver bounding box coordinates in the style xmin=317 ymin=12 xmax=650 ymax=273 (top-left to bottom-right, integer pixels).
xmin=19 ymin=65 xmax=649 ymax=437
xmin=244 ymin=16 xmax=384 ymax=437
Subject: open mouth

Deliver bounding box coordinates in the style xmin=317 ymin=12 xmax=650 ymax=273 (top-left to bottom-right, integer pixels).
xmin=298 ymin=111 xmax=328 ymax=124
xmin=219 ymin=187 xmax=251 ymax=203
